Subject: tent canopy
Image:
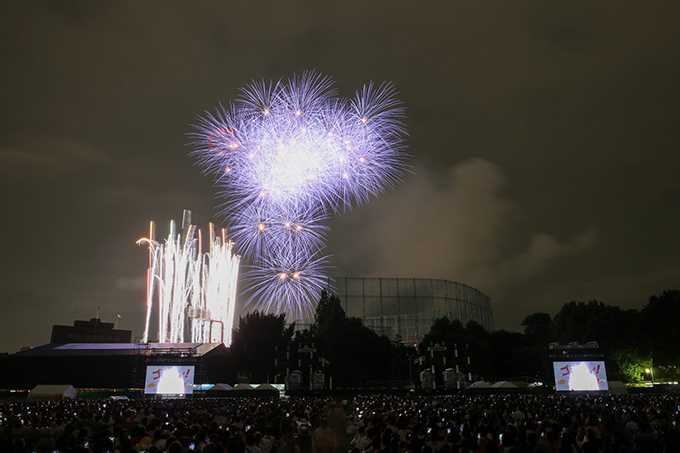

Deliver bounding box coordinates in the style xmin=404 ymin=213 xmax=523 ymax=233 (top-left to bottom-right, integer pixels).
xmin=466 ymin=381 xmax=493 ymax=389
xmin=28 ymin=384 xmax=76 ymax=401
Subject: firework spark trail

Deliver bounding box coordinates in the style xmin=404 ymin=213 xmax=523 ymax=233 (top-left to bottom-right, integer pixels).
xmin=191 ymin=72 xmax=408 ymax=320
xmin=137 ymin=211 xmax=240 ymax=345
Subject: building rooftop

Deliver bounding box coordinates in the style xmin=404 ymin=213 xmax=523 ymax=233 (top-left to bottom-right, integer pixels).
xmin=13 ymin=343 xmax=223 ymax=357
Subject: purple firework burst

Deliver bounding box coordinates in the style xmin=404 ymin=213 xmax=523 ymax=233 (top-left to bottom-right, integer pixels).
xmin=191 ymin=71 xmax=408 ymax=320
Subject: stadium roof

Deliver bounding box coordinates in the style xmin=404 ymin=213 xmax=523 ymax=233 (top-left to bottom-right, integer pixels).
xmin=13 ymin=343 xmax=224 ymax=357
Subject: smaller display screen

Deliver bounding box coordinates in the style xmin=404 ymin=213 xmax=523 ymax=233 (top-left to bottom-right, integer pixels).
xmin=553 ymin=361 xmax=608 ymax=391
xmin=144 ymin=365 xmax=195 ymax=394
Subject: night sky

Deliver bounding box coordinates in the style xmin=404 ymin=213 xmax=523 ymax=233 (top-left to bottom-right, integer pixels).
xmin=2 ymin=2 xmax=679 ymax=353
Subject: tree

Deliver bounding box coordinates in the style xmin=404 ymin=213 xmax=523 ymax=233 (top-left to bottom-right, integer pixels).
xmin=488 ymin=330 xmax=544 ymax=380
xmin=419 ymin=318 xmax=466 ymax=349
xmin=229 ymin=311 xmax=295 ymax=382
xmin=521 ymin=313 xmax=556 ymax=343
xmin=611 ymin=348 xmax=651 ymax=383
xmin=553 ymin=299 xmax=650 ymax=382
xmin=314 ymin=290 xmax=348 ymax=339
xmin=640 ymin=290 xmax=680 ymax=366
xmin=553 ymin=301 xmax=641 ymax=352
xmin=311 ymin=291 xmax=394 ymax=383
xmin=463 ymin=321 xmax=494 ymax=379
xmin=554 ymin=300 xmax=600 ymax=344
xmin=419 ymin=318 xmax=498 ymax=381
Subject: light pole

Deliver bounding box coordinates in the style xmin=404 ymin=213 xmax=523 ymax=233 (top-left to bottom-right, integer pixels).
xmin=408 ymin=354 xmax=416 ymax=388
xmin=646 ymin=367 xmax=655 ymax=385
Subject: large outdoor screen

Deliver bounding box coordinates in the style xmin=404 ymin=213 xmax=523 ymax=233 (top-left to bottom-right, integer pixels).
xmin=144 ymin=365 xmax=195 ymax=395
xmin=553 ymin=361 xmax=608 ymax=391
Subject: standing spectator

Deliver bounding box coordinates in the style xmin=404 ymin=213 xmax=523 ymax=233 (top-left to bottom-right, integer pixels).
xmin=312 ymin=416 xmax=336 ymax=453
xmin=247 ymin=433 xmax=265 ymax=453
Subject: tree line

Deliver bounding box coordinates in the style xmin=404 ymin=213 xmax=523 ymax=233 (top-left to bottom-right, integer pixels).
xmin=228 ymin=289 xmax=680 ymax=384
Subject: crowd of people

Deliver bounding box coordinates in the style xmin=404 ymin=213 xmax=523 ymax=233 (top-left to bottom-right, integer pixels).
xmin=2 ymin=393 xmax=680 ymax=453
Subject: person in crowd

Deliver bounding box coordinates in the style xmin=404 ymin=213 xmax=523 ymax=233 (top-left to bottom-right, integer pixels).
xmin=312 ymin=416 xmax=336 ymax=453
xmin=1 ymin=394 xmax=680 ymax=453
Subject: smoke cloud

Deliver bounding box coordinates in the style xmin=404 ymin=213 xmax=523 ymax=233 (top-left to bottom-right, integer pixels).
xmin=328 ymin=158 xmax=597 ymax=328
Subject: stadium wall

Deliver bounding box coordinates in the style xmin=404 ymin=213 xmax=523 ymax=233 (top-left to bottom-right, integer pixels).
xmin=329 ymin=277 xmax=493 ymax=342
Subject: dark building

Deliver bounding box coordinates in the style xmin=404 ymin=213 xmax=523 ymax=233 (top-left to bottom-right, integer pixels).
xmin=50 ymin=318 xmax=132 ymax=344
xmin=0 ymin=343 xmax=232 ymax=389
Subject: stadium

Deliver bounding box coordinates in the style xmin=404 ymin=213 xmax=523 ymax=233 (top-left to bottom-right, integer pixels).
xmin=327 ymin=277 xmax=493 ymax=341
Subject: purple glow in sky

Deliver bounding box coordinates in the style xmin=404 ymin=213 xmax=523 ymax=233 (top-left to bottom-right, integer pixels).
xmin=191 ymin=72 xmax=408 ymax=319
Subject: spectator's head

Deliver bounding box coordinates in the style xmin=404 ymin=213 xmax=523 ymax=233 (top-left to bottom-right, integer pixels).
xmin=227 ymin=436 xmax=246 ymax=453
xmin=167 ymin=440 xmax=184 ymax=453
xmin=138 ymin=436 xmax=153 ymax=451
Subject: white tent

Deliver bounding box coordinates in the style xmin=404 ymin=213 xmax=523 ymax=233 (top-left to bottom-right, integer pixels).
xmin=466 ymin=381 xmax=493 ymax=389
xmin=232 ymin=383 xmax=254 ymax=390
xmin=28 ymin=385 xmax=77 ymax=401
xmin=492 ymin=381 xmax=519 ymax=388
xmin=255 ymin=383 xmax=276 ymax=390
xmin=208 ymin=383 xmax=233 ymax=391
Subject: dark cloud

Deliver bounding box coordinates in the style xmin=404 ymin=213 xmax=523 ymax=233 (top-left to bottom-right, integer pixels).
xmin=1 ymin=1 xmax=679 ymax=351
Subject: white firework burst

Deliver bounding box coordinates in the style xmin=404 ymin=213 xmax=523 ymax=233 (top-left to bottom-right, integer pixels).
xmin=191 ymin=71 xmax=408 ymax=320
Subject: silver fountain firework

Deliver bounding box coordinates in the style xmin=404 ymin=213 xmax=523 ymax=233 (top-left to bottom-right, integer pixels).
xmin=191 ymin=72 xmax=408 ymax=321
xmin=137 ymin=210 xmax=240 ymax=345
